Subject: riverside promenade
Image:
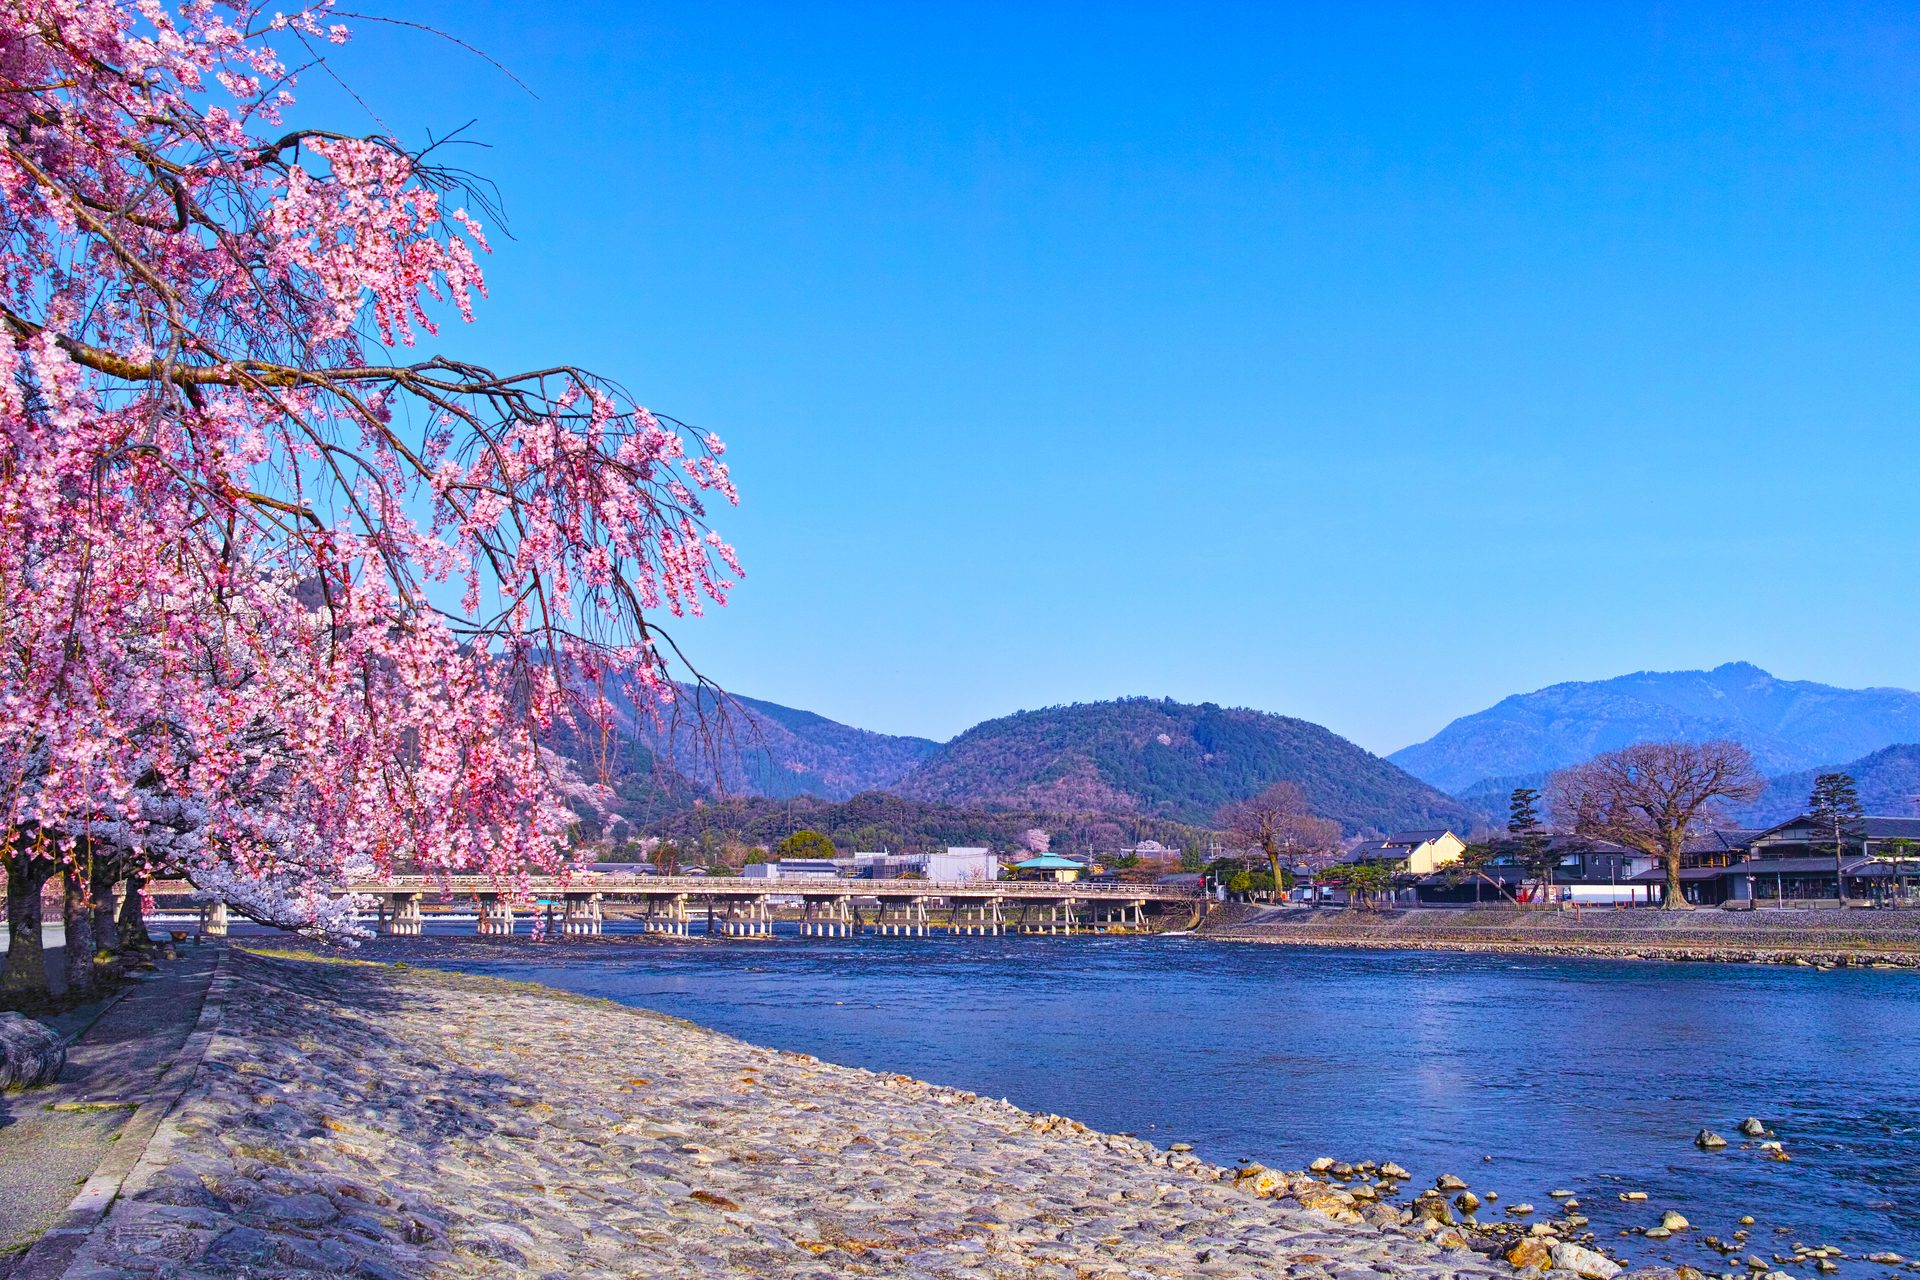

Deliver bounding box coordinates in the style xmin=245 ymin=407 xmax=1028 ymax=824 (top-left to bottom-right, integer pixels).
xmin=25 ymin=948 xmax=1664 ymax=1280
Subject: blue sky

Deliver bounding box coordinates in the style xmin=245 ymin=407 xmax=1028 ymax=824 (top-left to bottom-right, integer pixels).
xmin=315 ymin=2 xmax=1920 ymax=754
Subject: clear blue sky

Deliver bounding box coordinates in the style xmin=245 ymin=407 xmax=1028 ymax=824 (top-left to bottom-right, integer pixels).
xmin=316 ymin=2 xmax=1920 ymax=754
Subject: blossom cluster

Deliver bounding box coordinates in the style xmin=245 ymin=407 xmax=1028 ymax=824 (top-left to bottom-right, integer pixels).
xmin=1 ymin=0 xmax=739 ymax=938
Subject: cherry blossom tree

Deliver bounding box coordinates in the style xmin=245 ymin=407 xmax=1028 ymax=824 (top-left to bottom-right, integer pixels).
xmin=1 ymin=0 xmax=739 ymax=999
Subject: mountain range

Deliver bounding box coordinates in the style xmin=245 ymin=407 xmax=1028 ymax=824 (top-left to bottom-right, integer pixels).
xmin=559 ymin=691 xmax=1471 ymax=841
xmin=1389 ymin=662 xmax=1920 ymax=797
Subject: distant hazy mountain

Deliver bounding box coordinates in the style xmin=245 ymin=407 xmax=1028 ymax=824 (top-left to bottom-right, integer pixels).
xmin=1390 ymin=663 xmax=1920 ymax=796
xmin=896 ymin=697 xmax=1474 ymax=835
xmin=1736 ymin=743 xmax=1920 ymax=827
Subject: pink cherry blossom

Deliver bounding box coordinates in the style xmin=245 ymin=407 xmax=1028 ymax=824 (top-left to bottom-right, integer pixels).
xmin=0 ymin=0 xmax=739 ymax=969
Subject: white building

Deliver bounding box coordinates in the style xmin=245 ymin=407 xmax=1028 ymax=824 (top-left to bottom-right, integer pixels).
xmin=926 ymin=847 xmax=1001 ymax=882
xmin=742 ymin=859 xmax=842 ymax=881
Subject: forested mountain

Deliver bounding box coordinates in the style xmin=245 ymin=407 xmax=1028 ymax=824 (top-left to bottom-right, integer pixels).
xmin=540 ymin=717 xmax=707 ymax=841
xmin=895 ymin=697 xmax=1473 ymax=835
xmin=1734 ymin=744 xmax=1920 ymax=827
xmin=543 ymin=684 xmax=939 ymax=841
xmin=655 ymin=791 xmax=1211 ymax=859
xmin=1391 ymin=663 xmax=1920 ymax=796
xmin=585 ymin=682 xmax=939 ymax=802
xmin=1452 ymin=773 xmax=1548 ymax=825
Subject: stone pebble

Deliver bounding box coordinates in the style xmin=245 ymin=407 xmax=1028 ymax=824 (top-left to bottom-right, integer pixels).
xmin=64 ymin=951 xmax=1699 ymax=1279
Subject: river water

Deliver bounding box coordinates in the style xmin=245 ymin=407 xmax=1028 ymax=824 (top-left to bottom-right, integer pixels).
xmin=401 ymin=927 xmax=1919 ymax=1266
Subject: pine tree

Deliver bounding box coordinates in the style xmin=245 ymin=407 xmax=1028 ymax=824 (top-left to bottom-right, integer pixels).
xmin=1507 ymin=787 xmax=1556 ymax=907
xmin=1806 ymin=773 xmax=1865 ymax=903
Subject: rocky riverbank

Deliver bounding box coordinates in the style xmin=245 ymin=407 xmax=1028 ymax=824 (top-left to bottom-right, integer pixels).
xmin=61 ymin=947 xmax=1700 ymax=1280
xmin=1201 ymin=906 xmax=1920 ymax=967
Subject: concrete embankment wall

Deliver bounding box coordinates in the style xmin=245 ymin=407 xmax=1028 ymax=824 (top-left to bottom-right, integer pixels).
xmin=1202 ymin=905 xmax=1920 ymax=966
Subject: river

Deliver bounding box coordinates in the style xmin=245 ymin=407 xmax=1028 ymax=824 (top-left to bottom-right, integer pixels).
xmin=400 ymin=927 xmax=1917 ymax=1266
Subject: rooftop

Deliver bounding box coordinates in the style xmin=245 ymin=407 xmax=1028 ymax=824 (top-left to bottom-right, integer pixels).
xmin=1751 ymin=815 xmax=1920 ymax=842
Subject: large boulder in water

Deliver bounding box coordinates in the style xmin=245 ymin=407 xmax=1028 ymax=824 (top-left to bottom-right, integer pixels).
xmin=0 ymin=1011 xmax=65 ymax=1089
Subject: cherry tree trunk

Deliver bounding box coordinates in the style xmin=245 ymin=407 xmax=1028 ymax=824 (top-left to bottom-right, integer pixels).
xmin=62 ymin=870 xmax=97 ymax=999
xmin=90 ymin=858 xmax=120 ymax=954
xmin=116 ymin=874 xmax=152 ymax=952
xmin=2 ymin=856 xmax=56 ymax=1004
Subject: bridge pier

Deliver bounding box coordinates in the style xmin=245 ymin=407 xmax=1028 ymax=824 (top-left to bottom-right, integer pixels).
xmin=1025 ymin=899 xmax=1082 ymax=935
xmin=744 ymin=897 xmax=770 ymax=936
xmin=875 ymin=897 xmax=930 ymax=936
xmin=562 ymin=892 xmax=604 ymax=936
xmin=476 ymin=893 xmax=516 ymax=936
xmin=644 ymin=893 xmax=691 ymax=937
xmin=197 ymin=900 xmax=228 ymax=938
xmin=802 ymin=897 xmax=852 ymax=937
xmin=717 ymin=896 xmax=772 ymax=937
xmin=377 ymin=892 xmax=424 ymax=936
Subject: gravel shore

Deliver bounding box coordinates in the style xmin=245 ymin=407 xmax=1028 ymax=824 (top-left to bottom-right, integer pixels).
xmin=59 ymin=948 xmax=1676 ymax=1280
xmin=1203 ymin=906 xmax=1920 ymax=966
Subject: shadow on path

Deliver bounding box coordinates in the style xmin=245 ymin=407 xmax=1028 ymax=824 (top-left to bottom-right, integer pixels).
xmin=0 ymin=947 xmax=219 ymax=1276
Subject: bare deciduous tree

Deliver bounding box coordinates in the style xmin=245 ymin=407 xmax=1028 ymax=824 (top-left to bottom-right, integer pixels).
xmin=1547 ymin=741 xmax=1763 ymax=910
xmin=1218 ymin=783 xmax=1343 ymax=902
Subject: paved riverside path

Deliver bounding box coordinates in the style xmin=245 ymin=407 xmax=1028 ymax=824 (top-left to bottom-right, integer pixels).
xmin=0 ymin=948 xmax=219 ymax=1278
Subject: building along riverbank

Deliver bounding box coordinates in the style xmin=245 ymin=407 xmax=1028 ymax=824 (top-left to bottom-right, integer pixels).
xmin=1199 ymin=904 xmax=1920 ymax=966
xmin=33 ymin=947 xmax=1683 ymax=1280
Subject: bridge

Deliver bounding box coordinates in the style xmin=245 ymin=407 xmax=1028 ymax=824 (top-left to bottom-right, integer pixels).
xmin=148 ymin=874 xmax=1203 ymax=939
